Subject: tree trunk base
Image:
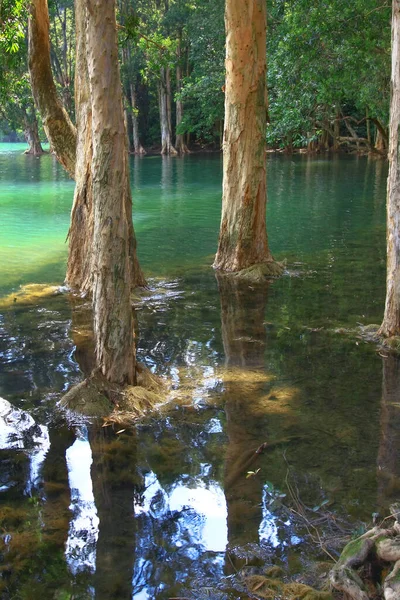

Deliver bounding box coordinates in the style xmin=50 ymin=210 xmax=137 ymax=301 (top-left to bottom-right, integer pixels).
xmin=60 ymin=363 xmax=166 ymax=419
xmin=24 ymin=147 xmax=47 ymax=156
xmin=217 ymin=261 xmax=285 ymax=283
xmin=357 ymin=324 xmax=400 ymax=354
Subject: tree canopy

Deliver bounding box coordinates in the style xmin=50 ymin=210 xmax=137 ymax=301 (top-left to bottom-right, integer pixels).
xmin=0 ymin=0 xmax=393 ymax=152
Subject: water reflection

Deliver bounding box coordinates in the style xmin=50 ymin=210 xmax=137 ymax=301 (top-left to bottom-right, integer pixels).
xmin=377 ymin=355 xmax=400 ymax=508
xmin=65 ymin=427 xmax=99 ymax=575
xmin=1 ymin=153 xmax=399 ymax=597
xmin=217 ymin=275 xmax=280 ymax=563
xmin=0 ymin=396 xmax=50 ymax=495
xmin=217 ymin=275 xmax=306 ymax=576
xmin=88 ymin=425 xmax=138 ymax=600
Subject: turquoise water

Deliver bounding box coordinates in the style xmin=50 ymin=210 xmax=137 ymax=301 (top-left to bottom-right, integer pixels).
xmin=0 ymin=144 xmax=394 ymax=599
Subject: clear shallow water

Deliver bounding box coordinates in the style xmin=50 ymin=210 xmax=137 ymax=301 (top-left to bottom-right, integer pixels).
xmin=0 ymin=144 xmax=396 ymax=599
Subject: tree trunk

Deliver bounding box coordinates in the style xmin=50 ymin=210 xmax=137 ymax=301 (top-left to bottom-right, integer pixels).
xmin=175 ymin=36 xmax=189 ymax=155
xmin=366 ymin=107 xmax=371 ymax=145
xmin=213 ymin=0 xmax=279 ymax=274
xmin=29 ymin=0 xmax=145 ymax=293
xmin=85 ymin=0 xmax=136 ymax=384
xmin=159 ymin=67 xmax=177 ymax=155
xmin=375 ymin=128 xmax=387 ymax=153
xmin=28 ymin=0 xmax=76 ymax=177
xmin=379 ymin=0 xmax=400 ymax=337
xmin=23 ymin=108 xmax=45 ymax=155
xmin=130 ymin=83 xmax=146 ymax=155
xmin=333 ymin=112 xmax=340 ymax=152
xmin=65 ymin=0 xmax=94 ymax=294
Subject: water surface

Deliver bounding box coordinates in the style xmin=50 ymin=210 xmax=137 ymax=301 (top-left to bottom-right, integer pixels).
xmin=0 ymin=144 xmax=395 ymax=599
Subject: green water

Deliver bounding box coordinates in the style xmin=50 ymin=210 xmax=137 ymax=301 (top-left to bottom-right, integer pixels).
xmin=0 ymin=143 xmax=396 ymax=600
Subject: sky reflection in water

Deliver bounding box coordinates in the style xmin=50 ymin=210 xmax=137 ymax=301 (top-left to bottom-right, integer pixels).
xmin=65 ymin=427 xmax=99 ymax=575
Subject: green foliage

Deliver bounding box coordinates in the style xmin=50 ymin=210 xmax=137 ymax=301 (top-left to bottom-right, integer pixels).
xmin=266 ymin=0 xmax=391 ymax=148
xmin=0 ymin=0 xmax=394 ymax=150
xmin=0 ymin=0 xmax=27 ymax=53
xmin=177 ymin=0 xmax=225 ymax=144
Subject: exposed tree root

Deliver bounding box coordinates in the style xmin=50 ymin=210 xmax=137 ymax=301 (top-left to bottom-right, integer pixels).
xmin=221 ymin=261 xmax=285 ymax=284
xmin=330 ymin=504 xmax=400 ymax=600
xmin=357 ymin=324 xmax=400 ymax=354
xmin=60 ymin=363 xmax=167 ymax=419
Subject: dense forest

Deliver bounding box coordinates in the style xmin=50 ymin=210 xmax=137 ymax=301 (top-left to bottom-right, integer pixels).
xmin=0 ymin=0 xmax=392 ymax=154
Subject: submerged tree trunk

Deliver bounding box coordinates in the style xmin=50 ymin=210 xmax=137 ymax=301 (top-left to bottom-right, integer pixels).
xmin=379 ymin=0 xmax=400 ymax=337
xmin=159 ymin=67 xmax=177 ymax=156
xmin=28 ymin=0 xmax=76 ymax=177
xmin=213 ymin=0 xmax=282 ymax=276
xmin=85 ymin=0 xmax=136 ymax=384
xmin=23 ymin=107 xmax=45 ymax=155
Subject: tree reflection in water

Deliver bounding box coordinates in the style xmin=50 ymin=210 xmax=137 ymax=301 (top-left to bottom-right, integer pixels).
xmin=377 ymin=354 xmax=400 ymax=509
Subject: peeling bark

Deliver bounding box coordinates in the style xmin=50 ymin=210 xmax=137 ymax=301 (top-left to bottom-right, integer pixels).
xmin=213 ymin=0 xmax=281 ymax=275
xmin=65 ymin=0 xmax=93 ymax=294
xmin=379 ymin=0 xmax=400 ymax=337
xmin=29 ymin=0 xmax=145 ymax=293
xmin=85 ymin=0 xmax=137 ymax=383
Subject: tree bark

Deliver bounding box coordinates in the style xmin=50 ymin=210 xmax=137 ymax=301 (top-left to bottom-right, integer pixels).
xmin=65 ymin=0 xmax=94 ymax=294
xmin=159 ymin=67 xmax=177 ymax=155
xmin=28 ymin=0 xmax=76 ymax=177
xmin=379 ymin=0 xmax=400 ymax=337
xmin=85 ymin=0 xmax=137 ymax=384
xmin=23 ymin=107 xmax=45 ymax=155
xmin=213 ymin=0 xmax=279 ymax=274
xmin=29 ymin=0 xmax=145 ymax=293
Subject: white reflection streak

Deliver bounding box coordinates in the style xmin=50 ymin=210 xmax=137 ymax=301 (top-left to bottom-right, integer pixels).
xmin=0 ymin=397 xmax=50 ymax=495
xmin=65 ymin=427 xmax=99 ymax=575
xmin=134 ymin=471 xmax=228 ymax=552
xmin=258 ymin=486 xmax=280 ymax=548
